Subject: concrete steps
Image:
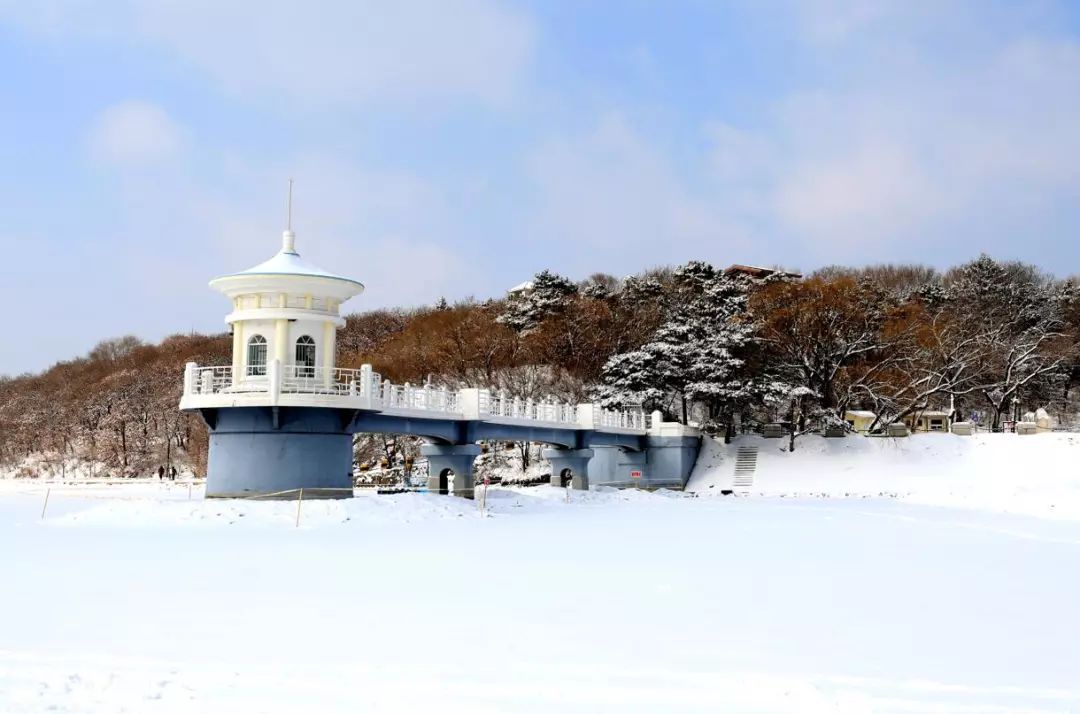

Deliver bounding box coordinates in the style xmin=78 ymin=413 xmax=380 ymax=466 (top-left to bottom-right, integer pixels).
xmin=732 ymin=445 xmax=758 ymax=492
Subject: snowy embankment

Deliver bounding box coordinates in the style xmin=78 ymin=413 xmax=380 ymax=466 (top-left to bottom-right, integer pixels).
xmin=688 ymin=432 xmax=1080 ymax=519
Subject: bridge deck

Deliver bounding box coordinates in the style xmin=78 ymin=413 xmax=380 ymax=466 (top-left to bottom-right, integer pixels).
xmin=179 ymin=361 xmax=650 ymax=436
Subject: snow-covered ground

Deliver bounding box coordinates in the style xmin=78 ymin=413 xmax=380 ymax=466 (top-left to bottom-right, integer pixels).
xmin=689 ymin=431 xmax=1080 ymax=519
xmin=3 ymin=433 xmax=1080 ymax=712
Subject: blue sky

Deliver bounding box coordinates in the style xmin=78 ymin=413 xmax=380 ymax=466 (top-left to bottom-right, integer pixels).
xmin=2 ymin=0 xmax=1080 ymax=375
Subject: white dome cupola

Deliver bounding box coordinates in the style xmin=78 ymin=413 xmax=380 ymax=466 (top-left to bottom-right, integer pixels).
xmin=209 ymin=185 xmax=364 ymax=387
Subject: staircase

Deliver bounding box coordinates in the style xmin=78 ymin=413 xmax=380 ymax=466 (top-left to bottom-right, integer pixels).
xmin=732 ymin=445 xmax=759 ymax=492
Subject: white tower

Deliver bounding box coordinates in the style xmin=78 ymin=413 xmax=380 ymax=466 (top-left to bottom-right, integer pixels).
xmin=208 ymin=189 xmax=364 ymax=390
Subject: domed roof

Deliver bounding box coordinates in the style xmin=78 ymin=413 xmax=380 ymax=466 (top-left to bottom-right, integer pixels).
xmin=227 ymin=232 xmax=363 ymax=287
xmin=210 ymin=230 xmax=365 ymax=300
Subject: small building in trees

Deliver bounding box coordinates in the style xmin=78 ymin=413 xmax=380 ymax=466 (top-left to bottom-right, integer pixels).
xmin=844 ymin=409 xmax=952 ymax=433
xmin=844 ymin=410 xmax=877 ymax=433
xmin=904 ymin=410 xmax=952 ymax=433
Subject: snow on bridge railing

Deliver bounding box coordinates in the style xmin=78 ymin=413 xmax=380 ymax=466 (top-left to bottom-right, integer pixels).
xmin=182 ymin=361 xmax=646 ymax=432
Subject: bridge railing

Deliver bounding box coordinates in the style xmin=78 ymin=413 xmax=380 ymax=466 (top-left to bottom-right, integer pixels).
xmin=598 ymin=407 xmax=648 ymax=431
xmin=380 ymin=381 xmax=459 ymax=413
xmin=182 ymin=361 xmax=646 ymax=432
xmin=479 ymin=391 xmax=579 ymax=425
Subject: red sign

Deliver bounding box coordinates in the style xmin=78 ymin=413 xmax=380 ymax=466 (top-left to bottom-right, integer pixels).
xmin=630 ymin=470 xmax=642 ymax=479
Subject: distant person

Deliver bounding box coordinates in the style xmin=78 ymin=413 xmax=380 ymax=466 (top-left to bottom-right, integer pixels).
xmin=170 ymin=466 xmax=177 ymax=481
xmin=157 ymin=466 xmax=165 ymax=480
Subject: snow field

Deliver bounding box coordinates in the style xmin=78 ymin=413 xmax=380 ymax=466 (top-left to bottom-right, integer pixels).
xmin=2 ymin=434 xmax=1080 ymax=712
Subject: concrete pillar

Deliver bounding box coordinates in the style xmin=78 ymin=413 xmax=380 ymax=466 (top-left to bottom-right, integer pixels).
xmin=420 ymin=443 xmax=482 ymax=499
xmin=205 ymin=406 xmax=354 ymax=499
xmin=542 ymin=448 xmax=594 ymax=490
xmin=644 ymin=436 xmax=700 ymax=489
xmin=587 ymin=446 xmax=647 ymax=488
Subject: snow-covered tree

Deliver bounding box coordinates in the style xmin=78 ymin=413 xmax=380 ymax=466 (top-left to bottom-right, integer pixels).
xmin=598 ymin=262 xmax=757 ymax=431
xmin=618 ymin=274 xmax=665 ymax=306
xmin=753 ymin=275 xmax=885 ymax=427
xmin=497 ymin=270 xmax=579 ymax=333
xmin=945 ymin=255 xmax=1076 ymax=428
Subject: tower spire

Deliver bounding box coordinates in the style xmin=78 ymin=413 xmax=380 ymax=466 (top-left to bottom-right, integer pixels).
xmin=282 ymin=178 xmax=296 ymax=254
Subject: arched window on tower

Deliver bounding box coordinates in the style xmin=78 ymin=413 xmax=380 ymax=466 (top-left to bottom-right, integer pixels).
xmin=246 ymin=335 xmax=267 ymax=377
xmin=295 ymin=335 xmax=316 ymax=377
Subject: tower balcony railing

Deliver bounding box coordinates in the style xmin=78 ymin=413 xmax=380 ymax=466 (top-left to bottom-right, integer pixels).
xmin=233 ymin=294 xmax=338 ymax=314
xmin=281 ymin=365 xmax=366 ymax=396
xmin=181 ymin=360 xmax=651 ymax=433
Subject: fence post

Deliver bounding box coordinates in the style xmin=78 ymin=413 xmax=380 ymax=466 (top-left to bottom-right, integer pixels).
xmin=360 ymin=364 xmax=373 ymax=405
xmin=295 ymin=488 xmax=304 ymax=528
xmin=458 ymin=389 xmax=482 ymax=419
xmin=41 ymin=487 xmax=51 ymax=520
xmin=183 ymin=362 xmax=197 ymax=396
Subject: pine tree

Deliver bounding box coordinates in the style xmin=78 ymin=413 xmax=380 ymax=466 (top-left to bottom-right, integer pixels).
xmin=598 ymin=262 xmax=757 ymax=427
xmin=497 ymin=270 xmax=578 ymax=333
xmin=619 ymin=274 xmax=665 ymax=306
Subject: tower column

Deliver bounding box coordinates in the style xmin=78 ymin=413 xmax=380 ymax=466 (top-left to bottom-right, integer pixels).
xmin=322 ymin=320 xmax=336 ymax=387
xmin=274 ymin=318 xmax=289 ymax=368
xmin=231 ymin=322 xmax=243 ymax=385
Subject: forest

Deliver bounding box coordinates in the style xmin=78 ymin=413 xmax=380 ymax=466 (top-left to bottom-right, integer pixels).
xmin=1 ymin=254 xmax=1078 ymax=476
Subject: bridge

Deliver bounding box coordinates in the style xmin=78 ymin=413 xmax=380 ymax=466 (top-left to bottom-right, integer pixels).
xmin=181 ymin=360 xmax=700 ymax=498
xmin=178 ymin=206 xmax=700 ymax=499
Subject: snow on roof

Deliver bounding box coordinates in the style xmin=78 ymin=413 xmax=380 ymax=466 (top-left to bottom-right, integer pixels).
xmin=845 ymin=410 xmax=876 ymax=418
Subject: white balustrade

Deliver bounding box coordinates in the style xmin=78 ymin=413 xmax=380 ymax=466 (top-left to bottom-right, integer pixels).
xmin=182 ymin=361 xmax=644 ymax=432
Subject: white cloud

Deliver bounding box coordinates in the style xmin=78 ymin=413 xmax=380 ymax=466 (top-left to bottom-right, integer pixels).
xmin=2 ymin=0 xmax=533 ymax=108
xmin=692 ymin=14 xmax=1080 ymax=265
xmin=86 ymin=101 xmax=185 ymax=166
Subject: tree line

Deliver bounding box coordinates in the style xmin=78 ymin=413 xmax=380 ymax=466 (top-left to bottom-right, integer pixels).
xmin=2 ymin=254 xmax=1077 ymax=475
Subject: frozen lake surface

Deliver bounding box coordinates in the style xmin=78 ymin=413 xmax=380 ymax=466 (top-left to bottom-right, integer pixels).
xmin=1 ymin=477 xmax=1079 ymax=712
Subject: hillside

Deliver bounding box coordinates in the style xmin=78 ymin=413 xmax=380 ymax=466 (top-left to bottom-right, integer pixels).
xmin=3 ymin=255 xmax=1080 ymax=480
